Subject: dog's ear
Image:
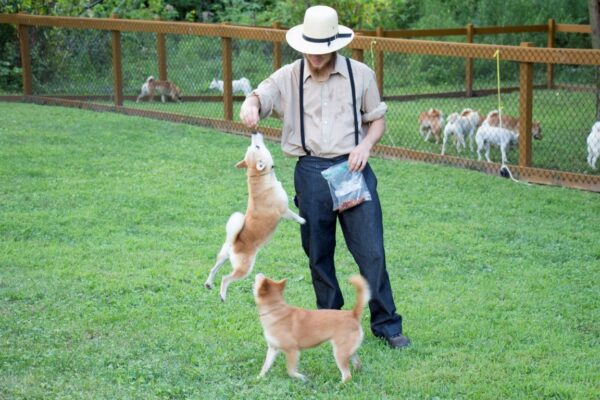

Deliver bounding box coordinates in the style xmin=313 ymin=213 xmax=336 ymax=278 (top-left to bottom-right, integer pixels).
xmin=235 ymin=160 xmax=248 ymax=169
xmin=256 ymin=160 xmax=266 ymax=171
xmin=276 ymin=278 xmax=287 ymax=289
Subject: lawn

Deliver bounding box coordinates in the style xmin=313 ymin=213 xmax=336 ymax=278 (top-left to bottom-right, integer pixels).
xmin=1 ymin=102 xmax=599 ymax=399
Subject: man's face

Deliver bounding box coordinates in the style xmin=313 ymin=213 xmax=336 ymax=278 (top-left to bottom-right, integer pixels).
xmin=305 ymin=52 xmax=334 ymax=72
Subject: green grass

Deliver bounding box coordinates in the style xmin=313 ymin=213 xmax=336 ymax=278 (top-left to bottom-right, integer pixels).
xmin=1 ymin=102 xmax=599 ymax=399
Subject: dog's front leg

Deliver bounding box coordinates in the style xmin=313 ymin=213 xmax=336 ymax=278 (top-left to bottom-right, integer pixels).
xmin=284 ymin=350 xmax=307 ymax=382
xmin=258 ymin=346 xmax=279 ymax=379
xmin=283 ymin=209 xmax=306 ymax=225
xmin=501 ymin=146 xmax=508 ymax=165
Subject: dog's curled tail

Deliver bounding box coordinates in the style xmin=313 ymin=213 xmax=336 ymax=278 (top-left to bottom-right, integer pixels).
xmin=349 ymin=275 xmax=371 ymax=319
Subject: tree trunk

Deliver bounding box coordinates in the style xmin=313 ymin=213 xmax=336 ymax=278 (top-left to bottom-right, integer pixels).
xmin=588 ymin=0 xmax=600 ymax=119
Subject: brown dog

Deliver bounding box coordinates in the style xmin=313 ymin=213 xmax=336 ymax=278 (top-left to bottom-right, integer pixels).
xmin=484 ymin=110 xmax=543 ymax=140
xmin=136 ymin=76 xmax=182 ymax=103
xmin=204 ymin=133 xmax=305 ymax=301
xmin=418 ymin=108 xmax=445 ymax=144
xmin=253 ymin=273 xmax=370 ymax=383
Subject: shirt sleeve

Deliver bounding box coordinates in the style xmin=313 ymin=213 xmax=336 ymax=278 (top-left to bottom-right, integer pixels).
xmin=253 ymin=64 xmax=291 ymax=120
xmin=361 ymin=69 xmax=387 ymax=123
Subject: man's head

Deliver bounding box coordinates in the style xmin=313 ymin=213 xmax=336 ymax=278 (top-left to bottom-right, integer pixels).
xmin=286 ymin=5 xmax=354 ymax=55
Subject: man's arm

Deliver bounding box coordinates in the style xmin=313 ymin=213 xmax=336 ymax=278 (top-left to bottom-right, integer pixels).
xmin=348 ymin=117 xmax=385 ymax=172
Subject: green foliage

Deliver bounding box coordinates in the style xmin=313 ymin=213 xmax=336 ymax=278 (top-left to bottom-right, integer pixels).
xmin=0 ymin=60 xmax=21 ymax=91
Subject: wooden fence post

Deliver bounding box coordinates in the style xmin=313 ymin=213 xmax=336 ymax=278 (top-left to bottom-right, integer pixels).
xmin=352 ymin=48 xmax=364 ymax=63
xmin=546 ymin=18 xmax=555 ymax=89
xmin=519 ymin=42 xmax=534 ymax=167
xmin=17 ymin=22 xmax=32 ymax=96
xmin=157 ymin=29 xmax=167 ymax=81
xmin=465 ymin=23 xmax=474 ymax=97
xmin=375 ymin=27 xmax=384 ymax=96
xmin=222 ymin=32 xmax=233 ymax=121
xmin=272 ymin=22 xmax=281 ymax=72
xmin=111 ymin=14 xmax=123 ymax=106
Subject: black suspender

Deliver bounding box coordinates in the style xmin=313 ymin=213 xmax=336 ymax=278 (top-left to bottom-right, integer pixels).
xmin=299 ymin=58 xmax=309 ymax=155
xmin=346 ymin=57 xmax=359 ymax=147
xmin=299 ymin=56 xmax=359 ymax=156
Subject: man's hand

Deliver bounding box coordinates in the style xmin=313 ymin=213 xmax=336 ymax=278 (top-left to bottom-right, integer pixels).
xmin=240 ymin=94 xmax=260 ymax=129
xmin=348 ymin=140 xmax=372 ymax=172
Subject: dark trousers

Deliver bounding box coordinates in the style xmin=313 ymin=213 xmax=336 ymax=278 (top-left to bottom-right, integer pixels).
xmin=294 ymin=155 xmax=403 ymax=338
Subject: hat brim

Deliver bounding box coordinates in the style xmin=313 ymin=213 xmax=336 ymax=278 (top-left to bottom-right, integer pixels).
xmin=286 ymin=24 xmax=354 ymax=55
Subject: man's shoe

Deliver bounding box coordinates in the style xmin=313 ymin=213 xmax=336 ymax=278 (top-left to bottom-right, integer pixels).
xmin=386 ymin=333 xmax=411 ymax=349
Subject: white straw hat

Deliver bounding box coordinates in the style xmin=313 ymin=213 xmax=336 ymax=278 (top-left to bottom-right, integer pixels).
xmin=285 ymin=5 xmax=354 ymax=55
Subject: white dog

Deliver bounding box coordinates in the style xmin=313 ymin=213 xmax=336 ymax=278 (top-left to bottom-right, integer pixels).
xmin=476 ymin=112 xmax=520 ymax=164
xmin=441 ymin=112 xmax=472 ymax=155
xmin=209 ymin=77 xmax=252 ymax=97
xmin=460 ymin=108 xmax=485 ymax=152
xmin=587 ymin=121 xmax=600 ymax=169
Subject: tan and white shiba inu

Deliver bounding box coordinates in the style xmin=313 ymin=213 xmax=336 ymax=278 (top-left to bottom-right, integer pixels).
xmin=204 ymin=132 xmax=305 ymax=301
xmin=253 ymin=273 xmax=370 ymax=383
xmin=136 ymin=76 xmax=182 ymax=103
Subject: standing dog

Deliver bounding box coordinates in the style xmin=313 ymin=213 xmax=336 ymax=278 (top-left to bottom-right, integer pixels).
xmin=418 ymin=108 xmax=445 ymax=144
xmin=136 ymin=76 xmax=182 ymax=103
xmin=587 ymin=121 xmax=600 ymax=169
xmin=209 ymin=77 xmax=253 ymax=97
xmin=204 ymin=133 xmax=305 ymax=301
xmin=254 ymin=273 xmax=370 ymax=383
xmin=441 ymin=112 xmax=472 ymax=155
xmin=476 ymin=111 xmax=520 ymax=164
xmin=460 ymin=108 xmax=485 ymax=152
xmin=484 ymin=110 xmax=543 ymax=141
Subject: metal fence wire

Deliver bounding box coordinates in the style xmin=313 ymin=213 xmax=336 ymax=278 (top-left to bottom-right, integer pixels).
xmin=1 ymin=14 xmax=600 ymax=191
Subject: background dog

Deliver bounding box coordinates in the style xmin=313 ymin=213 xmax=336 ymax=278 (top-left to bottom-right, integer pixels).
xmin=254 ymin=273 xmax=370 ymax=383
xmin=460 ymin=108 xmax=485 ymax=152
xmin=136 ymin=76 xmax=182 ymax=103
xmin=441 ymin=112 xmax=472 ymax=155
xmin=587 ymin=121 xmax=600 ymax=169
xmin=418 ymin=108 xmax=445 ymax=144
xmin=476 ymin=111 xmax=520 ymax=164
xmin=209 ymin=77 xmax=253 ymax=97
xmin=484 ymin=110 xmax=543 ymax=141
xmin=204 ymin=133 xmax=305 ymax=301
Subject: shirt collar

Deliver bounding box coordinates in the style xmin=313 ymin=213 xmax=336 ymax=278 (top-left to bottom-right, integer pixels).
xmin=301 ymin=54 xmax=349 ymax=83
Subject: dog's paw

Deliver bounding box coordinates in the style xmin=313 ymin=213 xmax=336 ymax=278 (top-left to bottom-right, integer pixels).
xmin=204 ymin=281 xmax=213 ymax=290
xmin=220 ymin=293 xmax=226 ymax=302
xmin=298 ymin=217 xmax=306 ymax=225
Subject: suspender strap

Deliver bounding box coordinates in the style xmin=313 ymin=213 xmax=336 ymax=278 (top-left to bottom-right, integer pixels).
xmin=345 ymin=56 xmax=359 ymax=146
xmin=299 ymin=56 xmax=359 ymax=155
xmin=299 ymin=58 xmax=310 ymax=155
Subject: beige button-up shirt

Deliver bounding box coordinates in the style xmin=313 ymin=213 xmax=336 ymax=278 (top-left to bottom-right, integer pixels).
xmin=253 ymin=55 xmax=387 ymax=158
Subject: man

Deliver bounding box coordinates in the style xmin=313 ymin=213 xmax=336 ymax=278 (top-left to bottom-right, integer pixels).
xmin=240 ymin=5 xmax=410 ymax=349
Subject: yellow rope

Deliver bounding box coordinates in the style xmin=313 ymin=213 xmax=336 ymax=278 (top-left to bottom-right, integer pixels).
xmin=494 ymin=49 xmax=503 ymax=125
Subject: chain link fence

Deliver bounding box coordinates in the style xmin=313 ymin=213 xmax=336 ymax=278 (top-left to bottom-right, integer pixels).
xmin=1 ymin=14 xmax=599 ymax=191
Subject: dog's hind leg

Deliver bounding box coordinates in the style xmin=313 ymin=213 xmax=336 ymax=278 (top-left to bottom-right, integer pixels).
xmin=219 ymin=254 xmax=255 ymax=302
xmin=284 ymin=350 xmax=307 ymax=381
xmin=205 ymin=212 xmax=245 ymax=291
xmin=204 ymin=246 xmax=229 ymax=290
xmin=258 ymin=346 xmax=279 ymax=379
xmin=332 ymin=343 xmax=353 ymax=383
